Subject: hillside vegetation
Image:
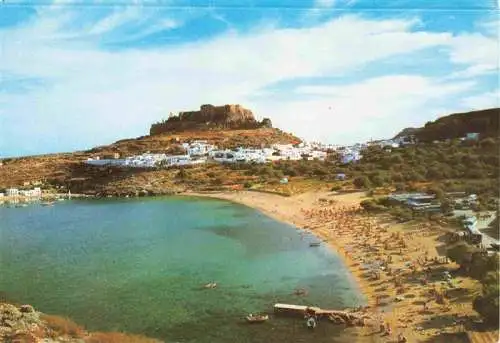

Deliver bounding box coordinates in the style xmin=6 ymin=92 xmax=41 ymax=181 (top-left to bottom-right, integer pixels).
xmin=395 ymin=108 xmax=499 ymax=142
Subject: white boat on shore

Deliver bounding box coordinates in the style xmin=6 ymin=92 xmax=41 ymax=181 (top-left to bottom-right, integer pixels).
xmin=246 ymin=314 xmax=269 ymax=323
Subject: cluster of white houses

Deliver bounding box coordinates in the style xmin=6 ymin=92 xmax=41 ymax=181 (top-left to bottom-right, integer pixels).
xmin=85 ymin=130 xmax=484 ymax=170
xmin=82 ymin=131 xmax=430 ymax=169
xmin=86 ymin=141 xmax=329 ymax=168
xmin=0 ymin=187 xmax=42 ymax=198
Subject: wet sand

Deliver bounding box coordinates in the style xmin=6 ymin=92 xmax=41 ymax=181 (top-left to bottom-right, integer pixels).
xmin=183 ymin=189 xmax=497 ymax=342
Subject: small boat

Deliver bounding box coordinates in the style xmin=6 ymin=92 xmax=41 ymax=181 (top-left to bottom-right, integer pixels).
xmin=293 ymin=288 xmax=308 ymax=296
xmin=246 ymin=314 xmax=269 ymax=323
xmin=203 ymin=282 xmax=217 ymax=289
xmin=306 ymin=316 xmax=317 ymax=329
xmin=309 ymin=242 xmax=321 ymax=247
xmin=41 ymin=201 xmax=55 ymax=207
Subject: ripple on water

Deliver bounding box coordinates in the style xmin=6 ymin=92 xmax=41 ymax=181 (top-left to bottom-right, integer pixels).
xmin=0 ymin=197 xmax=365 ymax=342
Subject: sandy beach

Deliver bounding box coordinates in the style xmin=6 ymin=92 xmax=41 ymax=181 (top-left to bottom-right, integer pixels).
xmin=183 ymin=189 xmax=498 ymax=343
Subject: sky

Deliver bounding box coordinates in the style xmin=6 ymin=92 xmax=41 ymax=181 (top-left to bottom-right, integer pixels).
xmin=0 ymin=0 xmax=498 ymax=157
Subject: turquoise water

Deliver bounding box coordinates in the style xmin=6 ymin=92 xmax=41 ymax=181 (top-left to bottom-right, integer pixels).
xmin=0 ymin=197 xmax=365 ymax=342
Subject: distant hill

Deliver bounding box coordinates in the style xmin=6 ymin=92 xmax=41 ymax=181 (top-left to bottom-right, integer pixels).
xmin=394 ymin=108 xmax=499 ymax=142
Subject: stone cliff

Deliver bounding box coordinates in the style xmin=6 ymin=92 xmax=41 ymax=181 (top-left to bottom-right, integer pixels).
xmin=150 ymin=104 xmax=272 ymax=135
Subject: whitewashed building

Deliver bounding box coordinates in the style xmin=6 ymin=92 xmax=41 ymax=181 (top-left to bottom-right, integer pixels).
xmin=186 ymin=141 xmax=217 ymax=156
xmin=19 ymin=188 xmax=42 ymax=197
xmin=6 ymin=188 xmax=19 ymax=197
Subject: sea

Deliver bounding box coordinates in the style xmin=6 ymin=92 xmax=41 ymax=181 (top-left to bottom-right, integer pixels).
xmin=0 ymin=197 xmax=366 ymax=342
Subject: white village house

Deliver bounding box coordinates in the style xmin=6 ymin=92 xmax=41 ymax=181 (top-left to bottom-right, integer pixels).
xmin=6 ymin=188 xmax=19 ymax=197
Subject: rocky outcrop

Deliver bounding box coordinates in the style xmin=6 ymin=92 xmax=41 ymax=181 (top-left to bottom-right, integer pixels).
xmin=150 ymin=104 xmax=272 ymax=135
xmin=0 ymin=303 xmax=43 ymax=342
xmin=0 ymin=302 xmax=163 ymax=342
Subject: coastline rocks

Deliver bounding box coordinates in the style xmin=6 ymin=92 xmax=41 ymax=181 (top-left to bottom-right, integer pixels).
xmin=19 ymin=304 xmax=35 ymax=313
xmin=1 ymin=303 xmax=42 ymax=341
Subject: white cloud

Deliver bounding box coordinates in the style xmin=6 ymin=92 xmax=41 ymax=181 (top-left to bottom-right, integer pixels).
xmin=445 ymin=32 xmax=499 ymax=79
xmin=251 ymin=75 xmax=475 ymax=144
xmin=461 ymin=91 xmax=499 ymax=110
xmin=87 ymin=7 xmax=142 ymax=35
xmin=475 ymin=17 xmax=499 ymax=36
xmin=0 ymin=9 xmax=497 ymax=155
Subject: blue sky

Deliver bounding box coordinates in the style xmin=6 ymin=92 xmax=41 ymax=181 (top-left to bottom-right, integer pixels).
xmin=0 ymin=0 xmax=498 ymax=157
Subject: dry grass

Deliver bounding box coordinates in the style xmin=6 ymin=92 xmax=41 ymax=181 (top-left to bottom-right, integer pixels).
xmin=41 ymin=314 xmax=85 ymax=338
xmin=7 ymin=332 xmax=38 ymax=343
xmin=84 ymin=332 xmax=162 ymax=343
xmin=0 ymin=127 xmax=299 ymax=191
xmin=256 ymin=178 xmax=332 ymax=195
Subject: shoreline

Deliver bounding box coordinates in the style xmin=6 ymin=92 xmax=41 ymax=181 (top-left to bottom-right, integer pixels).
xmin=2 ymin=189 xmax=495 ymax=341
xmin=181 ymin=189 xmax=494 ymax=342
xmin=181 ymin=190 xmax=376 ymax=306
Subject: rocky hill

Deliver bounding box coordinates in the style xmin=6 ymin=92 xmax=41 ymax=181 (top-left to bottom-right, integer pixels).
xmin=0 ymin=128 xmax=300 ymax=195
xmin=394 ymin=108 xmax=499 ymax=142
xmin=150 ymin=104 xmax=272 ymax=134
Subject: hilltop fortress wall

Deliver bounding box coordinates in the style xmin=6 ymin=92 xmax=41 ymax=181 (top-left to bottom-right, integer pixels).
xmin=150 ymin=104 xmax=272 ymax=135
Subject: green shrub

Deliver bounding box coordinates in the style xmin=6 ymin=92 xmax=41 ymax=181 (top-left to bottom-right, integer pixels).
xmin=371 ymin=174 xmax=385 ymax=187
xmin=440 ymin=199 xmax=454 ymax=214
xmin=360 ymin=199 xmax=386 ymax=212
xmin=389 ymin=207 xmax=413 ymax=222
xmin=353 ymin=176 xmax=371 ymax=189
xmin=427 ymin=186 xmax=445 ymax=199
xmin=473 ymin=272 xmax=499 ymax=325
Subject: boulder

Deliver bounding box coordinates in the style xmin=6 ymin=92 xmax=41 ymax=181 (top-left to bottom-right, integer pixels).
xmin=19 ymin=305 xmax=35 ymax=313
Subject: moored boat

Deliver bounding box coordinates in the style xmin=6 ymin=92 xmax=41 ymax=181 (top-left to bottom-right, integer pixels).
xmin=309 ymin=242 xmax=321 ymax=247
xmin=306 ymin=316 xmax=317 ymax=329
xmin=203 ymin=282 xmax=217 ymax=289
xmin=246 ymin=313 xmax=269 ymax=323
xmin=293 ymin=288 xmax=308 ymax=296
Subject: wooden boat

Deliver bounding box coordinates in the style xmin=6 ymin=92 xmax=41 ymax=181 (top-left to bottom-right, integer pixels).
xmin=309 ymin=242 xmax=321 ymax=247
xmin=203 ymin=282 xmax=217 ymax=289
xmin=246 ymin=314 xmax=269 ymax=323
